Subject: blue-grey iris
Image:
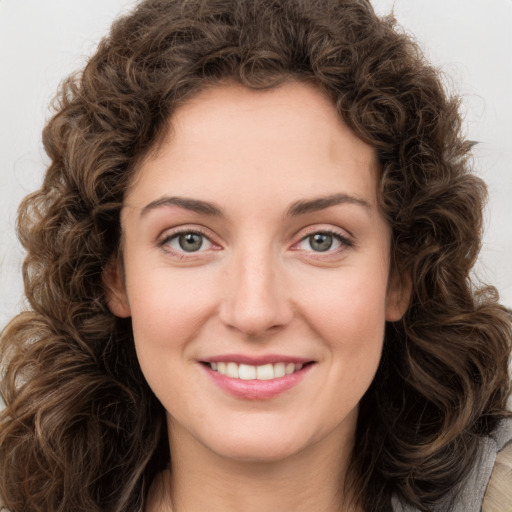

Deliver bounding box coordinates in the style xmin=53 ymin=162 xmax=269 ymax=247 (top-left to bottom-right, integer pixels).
xmin=309 ymin=233 xmax=333 ymax=252
xmin=179 ymin=233 xmax=203 ymax=252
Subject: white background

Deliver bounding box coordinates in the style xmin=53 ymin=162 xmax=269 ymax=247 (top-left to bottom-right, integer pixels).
xmin=1 ymin=0 xmax=511 ymax=330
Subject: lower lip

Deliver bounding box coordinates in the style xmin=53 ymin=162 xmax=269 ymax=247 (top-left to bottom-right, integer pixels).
xmin=202 ymin=364 xmax=313 ymax=400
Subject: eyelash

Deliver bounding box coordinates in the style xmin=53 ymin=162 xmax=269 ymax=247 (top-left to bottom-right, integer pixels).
xmin=292 ymin=229 xmax=354 ymax=255
xmin=157 ymin=227 xmax=353 ymax=258
xmin=158 ymin=228 xmax=218 ymax=257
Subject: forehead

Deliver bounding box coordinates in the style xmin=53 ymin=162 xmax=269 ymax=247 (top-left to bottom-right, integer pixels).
xmin=126 ymin=81 xmax=379 ymax=211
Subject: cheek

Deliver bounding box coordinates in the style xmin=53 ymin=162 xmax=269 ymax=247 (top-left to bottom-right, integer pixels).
xmin=126 ymin=262 xmax=216 ymax=338
xmin=124 ymin=266 xmax=220 ymax=395
xmin=301 ymin=264 xmax=388 ymax=333
xmin=125 ymin=273 xmax=215 ymax=409
xmin=298 ymin=265 xmax=388 ymax=376
xmin=304 ymin=282 xmax=387 ymax=428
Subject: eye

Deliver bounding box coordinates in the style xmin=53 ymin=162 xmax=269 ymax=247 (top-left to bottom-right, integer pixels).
xmin=296 ymin=231 xmax=350 ymax=253
xmin=163 ymin=231 xmax=214 ymax=253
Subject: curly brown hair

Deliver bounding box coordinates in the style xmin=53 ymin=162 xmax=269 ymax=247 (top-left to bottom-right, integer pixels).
xmin=1 ymin=0 xmax=510 ymax=511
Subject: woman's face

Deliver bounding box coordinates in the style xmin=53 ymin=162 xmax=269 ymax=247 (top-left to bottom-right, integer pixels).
xmin=108 ymin=82 xmax=407 ymax=462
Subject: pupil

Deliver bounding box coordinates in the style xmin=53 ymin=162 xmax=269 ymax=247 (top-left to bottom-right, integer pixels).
xmin=310 ymin=233 xmax=332 ymax=252
xmin=179 ymin=233 xmax=203 ymax=252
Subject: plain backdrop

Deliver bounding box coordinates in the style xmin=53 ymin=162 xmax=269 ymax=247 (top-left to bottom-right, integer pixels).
xmin=1 ymin=0 xmax=512 ymax=331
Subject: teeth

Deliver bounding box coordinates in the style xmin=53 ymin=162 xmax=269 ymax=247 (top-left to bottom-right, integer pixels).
xmin=256 ymin=363 xmax=274 ymax=380
xmin=274 ymin=362 xmax=286 ymax=378
xmin=239 ymin=364 xmax=256 ymax=380
xmin=285 ymin=362 xmax=295 ymax=375
xmin=209 ymin=361 xmax=306 ymax=380
xmin=226 ymin=362 xmax=238 ymax=378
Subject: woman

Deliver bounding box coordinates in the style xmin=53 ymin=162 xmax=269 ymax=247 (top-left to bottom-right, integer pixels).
xmin=1 ymin=0 xmax=511 ymax=511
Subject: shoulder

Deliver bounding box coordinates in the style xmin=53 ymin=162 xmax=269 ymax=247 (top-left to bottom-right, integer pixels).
xmin=392 ymin=417 xmax=512 ymax=512
xmin=449 ymin=417 xmax=512 ymax=512
xmin=482 ymin=431 xmax=512 ymax=512
xmin=450 ymin=417 xmax=512 ymax=512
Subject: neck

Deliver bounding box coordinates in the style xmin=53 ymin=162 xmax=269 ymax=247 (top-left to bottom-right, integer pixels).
xmin=149 ymin=416 xmax=361 ymax=512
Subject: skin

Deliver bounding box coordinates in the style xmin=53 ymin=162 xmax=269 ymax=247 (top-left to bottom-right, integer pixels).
xmin=107 ymin=82 xmax=409 ymax=512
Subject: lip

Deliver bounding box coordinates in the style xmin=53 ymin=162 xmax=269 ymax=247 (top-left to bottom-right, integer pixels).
xmin=200 ymin=356 xmax=315 ymax=400
xmin=202 ymin=354 xmax=312 ymax=365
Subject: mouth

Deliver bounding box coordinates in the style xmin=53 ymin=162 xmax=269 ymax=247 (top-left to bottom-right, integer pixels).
xmin=202 ymin=361 xmax=310 ymax=380
xmin=199 ymin=357 xmax=315 ymax=400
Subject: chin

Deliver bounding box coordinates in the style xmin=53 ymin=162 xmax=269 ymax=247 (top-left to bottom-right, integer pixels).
xmin=212 ymin=437 xmax=307 ymax=463
xmin=197 ymin=418 xmax=324 ymax=464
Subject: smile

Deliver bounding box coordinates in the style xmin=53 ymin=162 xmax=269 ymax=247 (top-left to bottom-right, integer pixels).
xmin=207 ymin=361 xmax=304 ymax=380
xmin=201 ymin=357 xmax=315 ymax=400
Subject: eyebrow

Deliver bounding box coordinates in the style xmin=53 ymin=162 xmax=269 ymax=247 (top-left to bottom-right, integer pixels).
xmin=140 ymin=196 xmax=224 ymax=217
xmin=139 ymin=192 xmax=371 ymax=218
xmin=286 ymin=193 xmax=371 ymax=216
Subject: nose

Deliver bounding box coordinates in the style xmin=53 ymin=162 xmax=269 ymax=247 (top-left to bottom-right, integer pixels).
xmin=219 ymin=248 xmax=293 ymax=338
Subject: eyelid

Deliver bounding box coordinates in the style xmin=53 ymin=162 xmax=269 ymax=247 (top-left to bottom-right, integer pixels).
xmin=157 ymin=225 xmax=221 ymax=254
xmin=156 ymin=224 xmax=353 ymax=258
xmin=295 ymin=224 xmax=353 ymax=243
xmin=290 ymin=225 xmax=354 ymax=254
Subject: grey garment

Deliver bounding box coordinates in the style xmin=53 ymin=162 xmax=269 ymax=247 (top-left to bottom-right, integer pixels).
xmin=1 ymin=422 xmax=510 ymax=512
xmin=392 ymin=417 xmax=512 ymax=512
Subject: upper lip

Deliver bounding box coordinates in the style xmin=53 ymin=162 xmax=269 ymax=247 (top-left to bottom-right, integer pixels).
xmin=201 ymin=354 xmax=314 ymax=365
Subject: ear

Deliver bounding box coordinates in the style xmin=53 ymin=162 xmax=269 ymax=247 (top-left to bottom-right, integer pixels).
xmin=103 ymin=259 xmax=131 ymax=318
xmin=385 ymin=270 xmax=411 ymax=322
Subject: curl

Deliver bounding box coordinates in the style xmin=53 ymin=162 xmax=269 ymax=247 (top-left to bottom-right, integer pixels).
xmin=1 ymin=1 xmax=510 ymax=510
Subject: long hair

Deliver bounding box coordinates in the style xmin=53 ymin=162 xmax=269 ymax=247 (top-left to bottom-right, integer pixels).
xmin=1 ymin=1 xmax=510 ymax=511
